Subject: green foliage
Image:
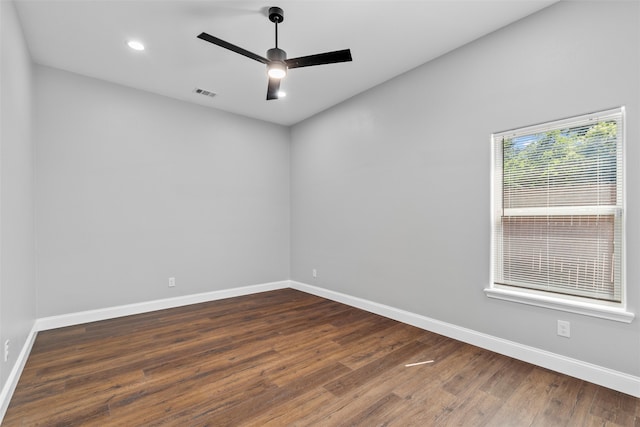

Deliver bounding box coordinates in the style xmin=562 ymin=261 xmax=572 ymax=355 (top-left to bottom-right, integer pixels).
xmin=503 ymin=120 xmax=617 ymax=189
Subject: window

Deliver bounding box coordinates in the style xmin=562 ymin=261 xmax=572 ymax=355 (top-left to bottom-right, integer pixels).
xmin=487 ymin=107 xmax=633 ymax=322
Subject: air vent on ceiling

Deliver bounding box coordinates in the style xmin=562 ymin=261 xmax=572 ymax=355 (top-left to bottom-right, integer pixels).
xmin=193 ymin=88 xmax=216 ymax=98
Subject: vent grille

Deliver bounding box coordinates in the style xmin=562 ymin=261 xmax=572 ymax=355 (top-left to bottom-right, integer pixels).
xmin=193 ymin=88 xmax=216 ymax=98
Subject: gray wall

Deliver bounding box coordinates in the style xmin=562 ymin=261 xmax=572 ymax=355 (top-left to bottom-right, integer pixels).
xmin=35 ymin=67 xmax=290 ymax=317
xmin=290 ymin=1 xmax=640 ymax=375
xmin=0 ymin=0 xmax=36 ymax=389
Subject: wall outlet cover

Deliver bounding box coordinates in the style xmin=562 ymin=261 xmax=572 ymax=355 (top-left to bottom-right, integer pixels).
xmin=557 ymin=320 xmax=571 ymax=338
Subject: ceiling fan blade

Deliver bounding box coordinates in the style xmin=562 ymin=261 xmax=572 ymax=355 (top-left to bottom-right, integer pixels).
xmin=197 ymin=32 xmax=268 ymax=64
xmin=285 ymin=49 xmax=352 ymax=69
xmin=266 ymin=77 xmax=281 ymax=100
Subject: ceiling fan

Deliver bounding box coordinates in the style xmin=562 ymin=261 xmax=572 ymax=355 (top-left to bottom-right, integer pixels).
xmin=197 ymin=6 xmax=352 ymax=100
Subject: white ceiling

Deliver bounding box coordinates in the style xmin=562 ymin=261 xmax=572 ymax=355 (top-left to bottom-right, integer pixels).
xmin=14 ymin=0 xmax=556 ymax=126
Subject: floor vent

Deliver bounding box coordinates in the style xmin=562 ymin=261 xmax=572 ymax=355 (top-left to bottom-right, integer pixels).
xmin=193 ymin=88 xmax=216 ymax=98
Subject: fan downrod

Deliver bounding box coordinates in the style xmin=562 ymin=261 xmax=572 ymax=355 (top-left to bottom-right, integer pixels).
xmin=268 ymin=7 xmax=284 ymax=23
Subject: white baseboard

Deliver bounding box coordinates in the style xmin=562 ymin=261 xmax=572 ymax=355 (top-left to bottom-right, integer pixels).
xmin=289 ymin=280 xmax=640 ymax=398
xmin=35 ymin=280 xmax=290 ymax=331
xmin=0 ymin=324 xmax=38 ymax=422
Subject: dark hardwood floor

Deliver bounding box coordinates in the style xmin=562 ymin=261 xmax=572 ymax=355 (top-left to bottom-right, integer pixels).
xmin=4 ymin=288 xmax=639 ymax=426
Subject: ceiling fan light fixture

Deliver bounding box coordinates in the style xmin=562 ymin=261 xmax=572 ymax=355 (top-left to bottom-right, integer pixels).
xmin=267 ymin=62 xmax=287 ymax=79
xmin=127 ymin=40 xmax=145 ymax=51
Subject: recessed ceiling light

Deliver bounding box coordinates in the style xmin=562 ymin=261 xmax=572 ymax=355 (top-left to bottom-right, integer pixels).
xmin=127 ymin=40 xmax=145 ymax=51
xmin=277 ymin=91 xmax=287 ymax=98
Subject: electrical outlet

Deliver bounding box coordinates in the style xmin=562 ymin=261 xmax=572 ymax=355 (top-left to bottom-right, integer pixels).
xmin=168 ymin=277 xmax=176 ymax=288
xmin=312 ymin=269 xmax=317 ymax=278
xmin=4 ymin=340 xmax=9 ymax=362
xmin=557 ymin=320 xmax=571 ymax=338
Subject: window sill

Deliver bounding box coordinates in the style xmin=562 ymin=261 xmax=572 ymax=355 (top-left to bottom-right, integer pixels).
xmin=484 ymin=287 xmax=635 ymax=323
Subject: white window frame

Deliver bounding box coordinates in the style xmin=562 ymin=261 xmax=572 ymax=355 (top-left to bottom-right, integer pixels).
xmin=485 ymin=107 xmax=634 ymax=323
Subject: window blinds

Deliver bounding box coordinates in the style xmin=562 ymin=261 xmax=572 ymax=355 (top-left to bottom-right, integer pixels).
xmin=493 ymin=108 xmax=624 ymax=302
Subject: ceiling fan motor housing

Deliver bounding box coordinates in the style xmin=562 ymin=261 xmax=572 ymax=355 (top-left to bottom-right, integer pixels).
xmin=267 ymin=47 xmax=287 ymax=62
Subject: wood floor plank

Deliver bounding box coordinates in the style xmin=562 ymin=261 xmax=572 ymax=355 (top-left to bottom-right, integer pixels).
xmin=265 ymin=339 xmax=347 ymax=386
xmin=341 ymin=393 xmax=405 ymax=426
xmin=298 ymin=374 xmax=411 ymax=426
xmin=436 ymin=389 xmax=503 ymax=426
xmin=480 ymin=356 xmax=536 ymax=400
xmin=108 ymin=355 xmax=282 ymax=424
xmin=441 ymin=347 xmax=507 ymax=397
xmin=487 ymin=367 xmax=561 ymax=426
xmin=386 ymin=385 xmax=459 ymax=426
xmin=338 ymin=322 xmax=429 ymax=370
xmin=530 ymin=374 xmax=589 ymax=426
xmin=243 ymin=387 xmax=336 ymax=427
xmin=3 ymin=288 xmax=639 ymax=426
xmin=391 ymin=339 xmax=473 ymax=399
xmin=323 ymin=340 xmax=429 ymax=397
xmin=192 ymin=362 xmax=352 ymax=426
xmin=589 ymin=387 xmax=640 ymax=426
